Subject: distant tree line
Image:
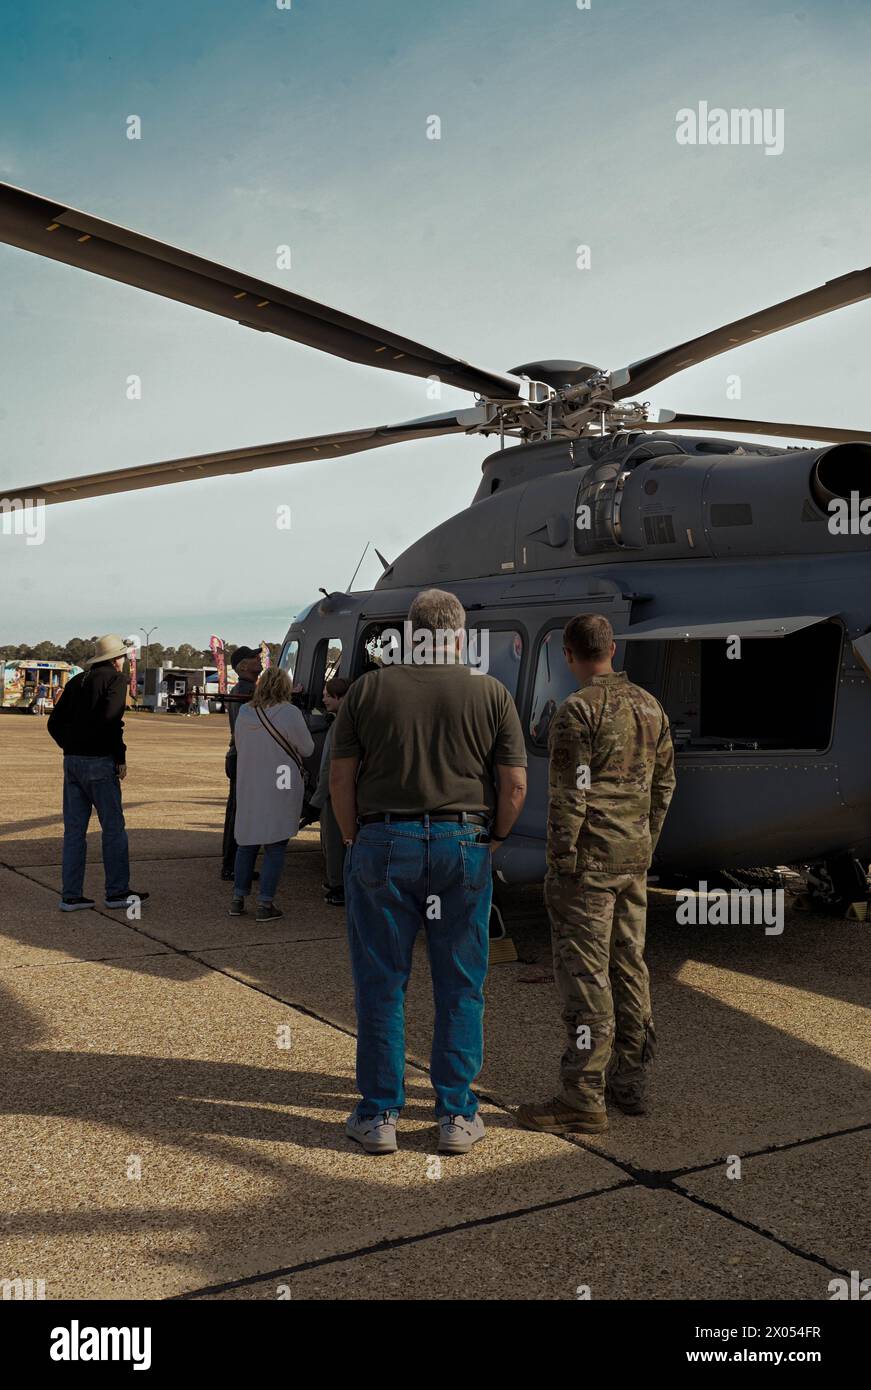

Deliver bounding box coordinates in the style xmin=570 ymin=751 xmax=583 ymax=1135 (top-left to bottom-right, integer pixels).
xmin=0 ymin=639 xmax=282 ymax=668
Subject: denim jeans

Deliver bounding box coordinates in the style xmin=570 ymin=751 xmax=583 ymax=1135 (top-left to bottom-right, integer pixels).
xmin=344 ymin=818 xmax=493 ymax=1119
xmin=234 ymin=840 xmax=287 ymax=903
xmin=61 ymin=755 xmax=130 ymax=899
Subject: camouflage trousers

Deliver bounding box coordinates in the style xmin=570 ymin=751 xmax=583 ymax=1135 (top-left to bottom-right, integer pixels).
xmin=544 ymin=869 xmax=655 ymax=1113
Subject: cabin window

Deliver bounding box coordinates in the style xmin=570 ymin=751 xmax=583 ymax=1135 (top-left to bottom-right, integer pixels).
xmin=309 ymin=636 xmax=344 ymax=711
xmin=528 ymin=629 xmax=577 ymax=747
xmin=279 ymin=639 xmax=299 ymax=679
xmin=355 ymin=622 xmax=523 ymax=696
xmin=662 ymin=620 xmax=841 ymax=752
xmin=476 ymin=629 xmax=523 ymax=699
xmin=324 ymin=638 xmax=342 ymax=683
xmin=356 ymin=623 xmax=396 ymax=674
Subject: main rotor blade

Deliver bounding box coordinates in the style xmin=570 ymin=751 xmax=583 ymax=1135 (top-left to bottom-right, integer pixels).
xmin=637 ymin=412 xmax=871 ymax=445
xmin=611 ymin=266 xmax=871 ymax=400
xmin=9 ymin=407 xmax=488 ymax=507
xmin=0 ymin=183 xmax=520 ymax=400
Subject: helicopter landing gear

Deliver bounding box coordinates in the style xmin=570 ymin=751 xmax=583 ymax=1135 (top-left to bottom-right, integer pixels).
xmin=489 ymin=900 xmax=507 ymax=940
xmin=487 ymin=893 xmax=518 ymax=963
xmin=800 ymin=853 xmax=871 ymax=919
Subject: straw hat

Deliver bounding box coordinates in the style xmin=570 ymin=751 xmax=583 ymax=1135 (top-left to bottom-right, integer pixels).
xmin=84 ymin=634 xmax=130 ymax=668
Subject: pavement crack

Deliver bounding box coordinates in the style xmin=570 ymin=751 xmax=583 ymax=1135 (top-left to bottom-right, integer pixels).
xmin=5 ymin=863 xmax=194 ymax=953
xmin=180 ymin=951 xmax=380 ymax=1051
xmin=671 ymin=1121 xmax=871 ymax=1175
xmin=564 ymin=1119 xmax=871 ymax=1187
xmin=666 ymin=1185 xmax=856 ymax=1280
xmin=173 ymin=1177 xmax=636 ymax=1300
xmin=0 ymin=948 xmax=175 ymax=970
xmin=552 ymin=1128 xmax=870 ymax=1283
xmin=197 ymin=931 xmax=345 ymax=955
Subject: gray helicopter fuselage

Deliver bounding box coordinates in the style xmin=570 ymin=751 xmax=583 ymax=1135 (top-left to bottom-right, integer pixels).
xmin=281 ymin=433 xmax=871 ymax=884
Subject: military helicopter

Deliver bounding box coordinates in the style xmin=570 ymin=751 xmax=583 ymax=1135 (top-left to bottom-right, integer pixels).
xmin=3 ymin=181 xmax=871 ymax=910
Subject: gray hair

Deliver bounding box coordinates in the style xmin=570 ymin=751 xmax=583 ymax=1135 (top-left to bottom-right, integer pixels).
xmin=407 ymin=588 xmax=466 ymax=638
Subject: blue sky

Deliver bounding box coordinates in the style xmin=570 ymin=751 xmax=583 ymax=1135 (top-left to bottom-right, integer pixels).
xmin=2 ymin=0 xmax=871 ymax=645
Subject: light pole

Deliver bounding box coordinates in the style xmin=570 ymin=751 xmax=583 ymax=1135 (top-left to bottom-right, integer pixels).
xmin=140 ymin=626 xmax=158 ymax=703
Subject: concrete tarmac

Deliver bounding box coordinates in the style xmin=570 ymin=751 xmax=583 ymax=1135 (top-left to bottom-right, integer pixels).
xmin=0 ymin=713 xmax=868 ymax=1300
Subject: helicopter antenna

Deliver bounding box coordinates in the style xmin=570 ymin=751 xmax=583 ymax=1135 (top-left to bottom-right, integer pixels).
xmin=374 ymin=547 xmax=391 ymax=572
xmin=347 ymin=541 xmax=370 ymax=591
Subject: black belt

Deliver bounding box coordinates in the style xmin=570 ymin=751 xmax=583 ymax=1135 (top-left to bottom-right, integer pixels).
xmin=358 ymin=812 xmax=490 ymax=827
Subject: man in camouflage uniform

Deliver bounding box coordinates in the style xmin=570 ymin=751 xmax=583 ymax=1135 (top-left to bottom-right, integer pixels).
xmin=517 ymin=613 xmax=675 ymax=1135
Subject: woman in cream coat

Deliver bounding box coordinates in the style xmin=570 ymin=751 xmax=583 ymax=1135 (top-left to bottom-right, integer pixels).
xmin=231 ymin=666 xmax=314 ymax=922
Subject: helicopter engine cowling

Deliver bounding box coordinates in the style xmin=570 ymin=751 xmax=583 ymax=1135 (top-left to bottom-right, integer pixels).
xmin=613 ymin=440 xmax=871 ymax=559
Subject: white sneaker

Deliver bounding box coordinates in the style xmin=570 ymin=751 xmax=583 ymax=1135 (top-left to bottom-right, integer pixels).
xmin=345 ymin=1109 xmax=399 ymax=1154
xmin=437 ymin=1111 xmax=486 ymax=1155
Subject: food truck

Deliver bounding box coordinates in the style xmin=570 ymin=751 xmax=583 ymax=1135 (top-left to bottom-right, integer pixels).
xmin=0 ymin=659 xmax=81 ymax=713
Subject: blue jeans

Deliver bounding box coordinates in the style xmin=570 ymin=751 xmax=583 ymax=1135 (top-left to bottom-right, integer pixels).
xmin=62 ymin=755 xmax=130 ymax=899
xmin=344 ymin=819 xmax=493 ymax=1119
xmin=234 ymin=840 xmax=287 ymax=903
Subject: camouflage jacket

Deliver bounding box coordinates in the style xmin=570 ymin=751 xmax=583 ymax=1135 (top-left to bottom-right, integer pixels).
xmin=546 ymin=671 xmax=676 ymax=875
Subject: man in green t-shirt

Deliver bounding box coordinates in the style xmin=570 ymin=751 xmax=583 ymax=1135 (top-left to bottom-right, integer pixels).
xmin=331 ymin=588 xmax=527 ymax=1156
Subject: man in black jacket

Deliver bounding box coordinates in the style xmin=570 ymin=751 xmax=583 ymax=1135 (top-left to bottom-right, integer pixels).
xmin=47 ymin=634 xmax=148 ymax=913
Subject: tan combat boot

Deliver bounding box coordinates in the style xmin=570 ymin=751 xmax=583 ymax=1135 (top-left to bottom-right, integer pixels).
xmin=516 ymin=1097 xmax=608 ymax=1134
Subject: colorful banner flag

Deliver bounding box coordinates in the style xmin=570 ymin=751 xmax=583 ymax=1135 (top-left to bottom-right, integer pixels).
xmin=210 ymin=636 xmax=227 ymax=694
xmin=259 ymin=640 xmax=270 ymax=671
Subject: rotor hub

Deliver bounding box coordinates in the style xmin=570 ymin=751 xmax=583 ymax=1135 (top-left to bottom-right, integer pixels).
xmin=508 ymin=360 xmax=602 ymax=391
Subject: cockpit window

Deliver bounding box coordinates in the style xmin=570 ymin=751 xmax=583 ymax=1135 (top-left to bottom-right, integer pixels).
xmin=279 ymin=639 xmax=299 ymax=679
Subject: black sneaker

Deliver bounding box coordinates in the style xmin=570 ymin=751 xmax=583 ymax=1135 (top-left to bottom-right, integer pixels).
xmin=60 ymin=896 xmax=96 ymax=913
xmin=324 ymin=888 xmax=345 ymax=906
xmin=220 ymin=868 xmax=234 ymax=881
xmin=104 ymin=891 xmax=150 ymax=909
xmin=228 ymin=897 xmax=244 ymax=917
xmin=255 ymin=903 xmax=283 ymax=923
